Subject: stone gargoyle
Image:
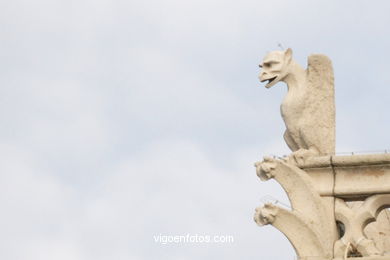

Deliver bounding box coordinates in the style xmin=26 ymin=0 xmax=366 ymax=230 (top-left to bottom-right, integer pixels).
xmin=258 ymin=48 xmax=335 ymax=163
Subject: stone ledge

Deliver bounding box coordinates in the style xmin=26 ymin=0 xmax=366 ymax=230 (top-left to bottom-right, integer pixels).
xmin=299 ymin=153 xmax=390 ymax=169
xmin=343 ymin=256 xmax=390 ymax=260
xmin=299 ymin=256 xmax=390 ymax=260
xmin=295 ymin=153 xmax=390 ymax=197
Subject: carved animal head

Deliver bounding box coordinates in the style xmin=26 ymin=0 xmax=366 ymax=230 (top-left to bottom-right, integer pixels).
xmin=258 ymin=48 xmax=293 ymax=88
xmin=254 ymin=204 xmax=277 ymax=226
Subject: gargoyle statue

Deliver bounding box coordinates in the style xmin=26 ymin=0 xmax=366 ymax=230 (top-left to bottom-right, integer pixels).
xmin=259 ymin=48 xmax=335 ymax=162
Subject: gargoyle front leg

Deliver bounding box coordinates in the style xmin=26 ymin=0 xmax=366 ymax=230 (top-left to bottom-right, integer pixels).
xmin=289 ymin=147 xmax=319 ymax=165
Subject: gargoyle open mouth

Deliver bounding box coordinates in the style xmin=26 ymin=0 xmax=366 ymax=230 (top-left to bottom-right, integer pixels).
xmin=261 ymin=76 xmax=277 ymax=84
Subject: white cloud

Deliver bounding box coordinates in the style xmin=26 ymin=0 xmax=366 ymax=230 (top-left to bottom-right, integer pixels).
xmin=0 ymin=139 xmax=294 ymax=260
xmin=1 ymin=0 xmax=390 ymax=259
xmin=90 ymin=139 xmax=294 ymax=259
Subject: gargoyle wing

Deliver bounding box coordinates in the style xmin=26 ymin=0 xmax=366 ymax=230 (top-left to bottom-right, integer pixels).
xmin=305 ymin=54 xmax=335 ymax=154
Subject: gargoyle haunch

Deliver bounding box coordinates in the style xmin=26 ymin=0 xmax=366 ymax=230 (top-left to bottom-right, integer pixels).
xmin=258 ymin=48 xmax=335 ymax=162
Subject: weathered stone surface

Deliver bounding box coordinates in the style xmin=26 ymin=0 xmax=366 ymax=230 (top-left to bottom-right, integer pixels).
xmin=298 ymin=154 xmax=390 ymax=197
xmin=254 ymin=154 xmax=390 ymax=259
xmin=255 ymin=157 xmax=336 ymax=259
xmin=255 ymin=49 xmax=390 ymax=260
xmin=258 ymin=49 xmax=335 ymax=163
xmin=365 ymin=210 xmax=390 ymax=256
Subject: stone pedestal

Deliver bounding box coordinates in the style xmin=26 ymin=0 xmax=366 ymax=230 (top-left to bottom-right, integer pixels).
xmin=254 ymin=154 xmax=390 ymax=260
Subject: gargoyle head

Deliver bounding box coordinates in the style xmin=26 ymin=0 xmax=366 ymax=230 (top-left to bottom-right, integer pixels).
xmin=254 ymin=203 xmax=277 ymax=226
xmin=258 ymin=48 xmax=293 ymax=88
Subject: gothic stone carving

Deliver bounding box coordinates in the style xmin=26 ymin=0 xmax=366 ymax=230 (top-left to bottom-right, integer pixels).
xmin=255 ymin=49 xmax=390 ymax=260
xmin=258 ymin=49 xmax=335 ymax=163
xmin=334 ymin=195 xmax=390 ymax=258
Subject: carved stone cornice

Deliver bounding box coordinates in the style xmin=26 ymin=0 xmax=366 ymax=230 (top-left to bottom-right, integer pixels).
xmin=254 ymin=157 xmax=335 ymax=259
xmin=254 ymin=154 xmax=390 ymax=260
xmin=297 ymin=154 xmax=390 ymax=198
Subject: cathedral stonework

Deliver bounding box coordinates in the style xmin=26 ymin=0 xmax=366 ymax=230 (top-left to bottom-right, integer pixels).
xmin=255 ymin=49 xmax=390 ymax=260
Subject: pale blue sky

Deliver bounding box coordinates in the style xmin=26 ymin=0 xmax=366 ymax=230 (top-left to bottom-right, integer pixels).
xmin=1 ymin=0 xmax=390 ymax=259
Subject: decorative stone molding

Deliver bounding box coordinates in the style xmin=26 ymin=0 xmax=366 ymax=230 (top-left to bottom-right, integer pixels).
xmin=254 ymin=157 xmax=335 ymax=259
xmin=254 ymin=203 xmax=330 ymax=259
xmin=255 ymin=49 xmax=390 ymax=260
xmin=299 ymin=154 xmax=390 ymax=197
xmin=254 ymin=154 xmax=390 ymax=260
xmin=334 ymin=195 xmax=390 ymax=258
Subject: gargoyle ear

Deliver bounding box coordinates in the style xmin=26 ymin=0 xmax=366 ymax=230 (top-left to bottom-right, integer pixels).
xmin=285 ymin=48 xmax=293 ymax=63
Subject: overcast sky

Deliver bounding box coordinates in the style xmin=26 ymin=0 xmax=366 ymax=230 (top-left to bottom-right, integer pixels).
xmin=1 ymin=0 xmax=390 ymax=259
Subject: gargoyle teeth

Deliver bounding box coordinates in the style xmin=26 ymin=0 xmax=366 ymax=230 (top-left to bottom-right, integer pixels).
xmin=267 ymin=76 xmax=277 ymax=83
xmin=261 ymin=76 xmax=277 ymax=83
